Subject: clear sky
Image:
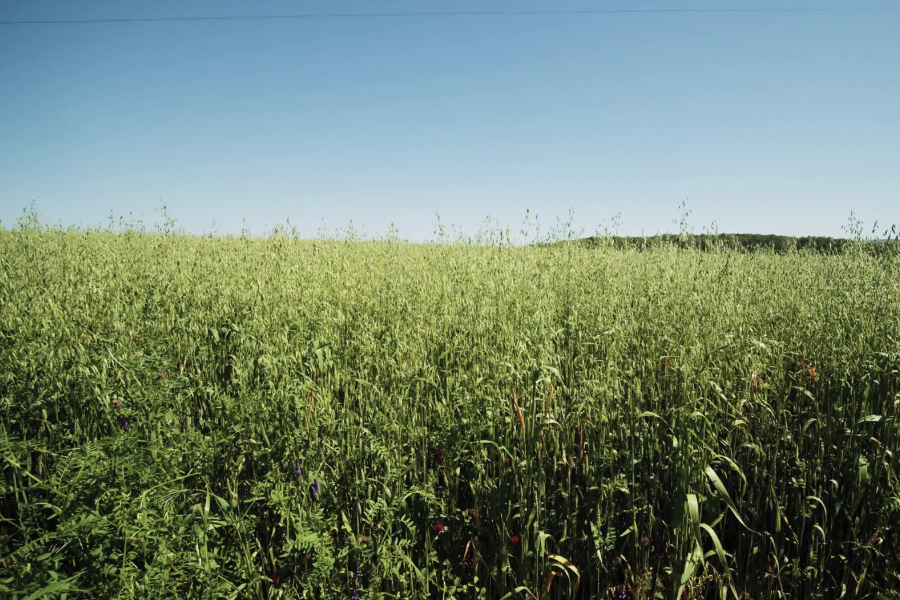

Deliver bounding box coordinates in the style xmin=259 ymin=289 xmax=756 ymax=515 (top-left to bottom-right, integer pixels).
xmin=1 ymin=0 xmax=898 ymax=241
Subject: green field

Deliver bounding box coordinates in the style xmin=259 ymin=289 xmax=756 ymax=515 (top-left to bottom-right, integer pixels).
xmin=1 ymin=228 xmax=898 ymax=599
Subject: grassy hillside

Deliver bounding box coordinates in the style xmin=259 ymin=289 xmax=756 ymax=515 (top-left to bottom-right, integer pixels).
xmin=1 ymin=230 xmax=898 ymax=598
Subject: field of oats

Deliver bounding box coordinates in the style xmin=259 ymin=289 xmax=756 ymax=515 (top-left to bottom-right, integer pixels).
xmin=0 ymin=228 xmax=898 ymax=599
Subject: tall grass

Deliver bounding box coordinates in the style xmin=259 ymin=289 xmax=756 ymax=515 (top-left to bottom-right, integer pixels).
xmin=0 ymin=224 xmax=898 ymax=598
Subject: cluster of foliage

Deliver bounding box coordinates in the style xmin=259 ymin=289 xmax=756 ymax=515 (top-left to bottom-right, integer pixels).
xmin=0 ymin=217 xmax=898 ymax=598
xmin=575 ymin=233 xmax=899 ymax=255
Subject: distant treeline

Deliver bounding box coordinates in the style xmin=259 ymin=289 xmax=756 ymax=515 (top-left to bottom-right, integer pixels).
xmin=573 ymin=233 xmax=899 ymax=255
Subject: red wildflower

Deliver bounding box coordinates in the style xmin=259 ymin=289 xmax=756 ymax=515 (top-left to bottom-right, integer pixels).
xmin=272 ymin=570 xmax=280 ymax=586
xmin=682 ymin=590 xmax=688 ymax=600
xmin=432 ymin=450 xmax=442 ymax=462
xmin=450 ymin=330 xmax=456 ymax=338
xmin=468 ymin=509 xmax=475 ymax=517
xmin=509 ymin=535 xmax=520 ymax=545
xmin=432 ymin=523 xmax=444 ymax=534
xmin=503 ymin=457 xmax=511 ymax=468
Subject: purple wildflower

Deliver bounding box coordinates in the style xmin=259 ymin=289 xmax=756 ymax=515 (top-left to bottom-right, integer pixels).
xmin=294 ymin=460 xmax=302 ymax=477
xmin=118 ymin=416 xmax=130 ymax=432
xmin=113 ymin=399 xmax=121 ymax=410
xmin=350 ymin=581 xmax=359 ymax=600
xmin=311 ymin=479 xmax=319 ymax=499
xmin=617 ymin=588 xmax=627 ymax=599
xmin=354 ymin=560 xmax=359 ymax=579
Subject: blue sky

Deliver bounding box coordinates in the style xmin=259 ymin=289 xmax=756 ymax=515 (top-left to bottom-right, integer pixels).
xmin=1 ymin=0 xmax=898 ymax=240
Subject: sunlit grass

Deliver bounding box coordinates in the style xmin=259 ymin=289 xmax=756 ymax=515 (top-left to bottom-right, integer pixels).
xmin=0 ymin=224 xmax=898 ymax=598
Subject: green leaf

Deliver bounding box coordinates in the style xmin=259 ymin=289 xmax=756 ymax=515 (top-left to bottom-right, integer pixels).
xmin=705 ymin=465 xmax=753 ymax=533
xmin=700 ymin=522 xmax=738 ymax=599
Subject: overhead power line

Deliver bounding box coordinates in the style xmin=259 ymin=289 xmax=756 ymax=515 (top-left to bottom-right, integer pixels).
xmin=2 ymin=7 xmax=898 ymax=26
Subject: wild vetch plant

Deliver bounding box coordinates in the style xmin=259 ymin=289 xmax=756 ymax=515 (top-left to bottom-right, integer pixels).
xmin=0 ymin=214 xmax=898 ymax=598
